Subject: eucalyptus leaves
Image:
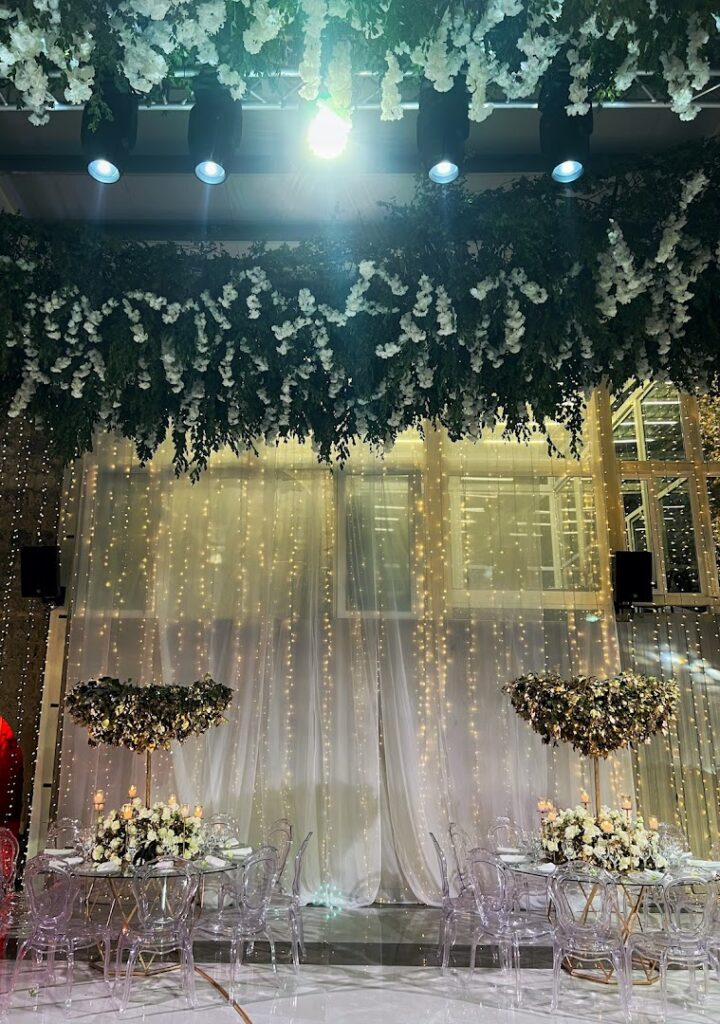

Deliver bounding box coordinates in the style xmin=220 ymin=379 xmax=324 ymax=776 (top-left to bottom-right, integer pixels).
xmin=503 ymin=670 xmax=680 ymax=760
xmin=66 ymin=675 xmax=233 ymax=752
xmin=1 ymin=142 xmax=719 ymax=476
xmin=0 ymin=3 xmax=717 ymax=126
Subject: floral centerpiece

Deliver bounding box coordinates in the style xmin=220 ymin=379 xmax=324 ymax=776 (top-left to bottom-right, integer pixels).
xmin=91 ymin=798 xmax=206 ymax=867
xmin=66 ymin=674 xmax=233 ymax=751
xmin=540 ymin=805 xmax=667 ymax=874
xmin=66 ymin=674 xmax=233 ymax=805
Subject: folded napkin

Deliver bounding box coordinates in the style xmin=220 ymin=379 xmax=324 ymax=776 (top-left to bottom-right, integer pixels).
xmin=496 ymin=846 xmax=520 ymax=855
xmin=155 ymin=859 xmax=174 ymax=871
xmin=94 ymin=861 xmax=121 ymax=874
xmin=222 ymin=838 xmax=240 ymax=848
xmin=687 ymin=859 xmax=720 ymax=870
xmin=226 ymin=846 xmax=252 ymax=859
xmin=204 ymin=855 xmax=228 ymax=869
xmin=63 ymin=856 xmax=84 ymax=866
xmin=43 ymin=848 xmax=76 ymax=857
xmin=499 ymin=853 xmax=528 ymax=864
xmin=535 ymin=862 xmax=556 ymax=874
xmin=49 ymin=858 xmax=71 ymax=871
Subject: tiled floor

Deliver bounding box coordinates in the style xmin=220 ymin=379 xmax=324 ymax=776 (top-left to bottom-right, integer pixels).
xmin=1 ymin=907 xmax=718 ymax=1022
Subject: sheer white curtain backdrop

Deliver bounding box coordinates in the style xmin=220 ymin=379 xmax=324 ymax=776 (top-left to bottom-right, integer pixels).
xmin=57 ymin=429 xmax=632 ymax=904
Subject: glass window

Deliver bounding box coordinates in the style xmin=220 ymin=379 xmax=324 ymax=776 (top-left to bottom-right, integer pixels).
xmin=657 ymin=477 xmax=699 ymax=593
xmin=451 ymin=476 xmax=599 ymax=593
xmin=621 ymin=480 xmax=651 ymax=554
xmin=344 ymin=475 xmax=413 ymax=612
xmin=640 ymin=384 xmax=685 ymax=460
xmin=706 ymin=477 xmax=720 ymax=585
xmin=613 ymin=411 xmax=640 ymax=461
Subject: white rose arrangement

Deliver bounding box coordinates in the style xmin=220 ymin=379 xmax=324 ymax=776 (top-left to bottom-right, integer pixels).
xmin=91 ymin=798 xmax=206 ymax=866
xmin=540 ymin=806 xmax=667 ymax=874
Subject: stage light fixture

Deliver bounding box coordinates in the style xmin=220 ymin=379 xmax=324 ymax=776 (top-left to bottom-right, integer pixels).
xmin=539 ymin=74 xmax=592 ymax=184
xmin=81 ymin=85 xmax=138 ymax=184
xmin=188 ymin=86 xmax=242 ymax=185
xmin=307 ymin=100 xmax=352 ymax=160
xmin=417 ymin=78 xmax=469 ymax=185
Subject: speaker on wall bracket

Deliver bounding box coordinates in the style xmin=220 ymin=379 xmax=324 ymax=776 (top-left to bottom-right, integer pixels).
xmin=20 ymin=545 xmax=65 ymax=606
xmin=612 ymin=550 xmax=654 ymax=612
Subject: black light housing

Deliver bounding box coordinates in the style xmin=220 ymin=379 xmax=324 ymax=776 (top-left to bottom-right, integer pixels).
xmin=81 ymin=83 xmax=138 ymax=184
xmin=188 ymin=85 xmax=242 ymax=185
xmin=539 ymin=73 xmax=593 ymax=183
xmin=417 ymin=77 xmax=469 ymax=184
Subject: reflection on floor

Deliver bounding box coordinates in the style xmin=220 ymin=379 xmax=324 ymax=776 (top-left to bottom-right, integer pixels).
xmin=1 ymin=907 xmax=718 ymax=1022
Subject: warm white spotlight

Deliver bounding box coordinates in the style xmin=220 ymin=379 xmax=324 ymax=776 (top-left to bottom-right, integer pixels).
xmin=429 ymin=159 xmax=459 ymax=184
xmin=552 ymin=158 xmax=584 ymax=184
xmin=87 ymin=157 xmax=120 ymax=184
xmin=307 ymin=104 xmax=351 ymax=160
xmin=195 ymin=159 xmax=226 ymax=185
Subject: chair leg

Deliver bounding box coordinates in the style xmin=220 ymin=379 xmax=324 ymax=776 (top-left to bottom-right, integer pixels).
xmin=182 ymin=940 xmax=196 ymax=1008
xmin=297 ymin=905 xmax=306 ymax=956
xmin=513 ymin=936 xmax=521 ymax=1007
xmin=101 ymin=936 xmax=111 ymax=989
xmin=612 ymin=948 xmax=631 ymax=1024
xmin=65 ymin=947 xmax=74 ymax=1008
xmin=289 ymin=907 xmax=300 ymax=973
xmin=119 ymin=947 xmax=139 ymax=1013
xmin=551 ymin=945 xmax=563 ymax=1012
xmin=265 ymin=924 xmax=277 ymax=975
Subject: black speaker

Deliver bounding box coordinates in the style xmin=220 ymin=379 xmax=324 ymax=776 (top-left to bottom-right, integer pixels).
xmin=20 ymin=545 xmax=61 ymax=601
xmin=612 ymin=551 xmax=653 ymax=607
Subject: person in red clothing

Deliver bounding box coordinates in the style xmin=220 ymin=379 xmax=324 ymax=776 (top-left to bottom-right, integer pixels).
xmin=0 ymin=717 xmax=22 ymax=841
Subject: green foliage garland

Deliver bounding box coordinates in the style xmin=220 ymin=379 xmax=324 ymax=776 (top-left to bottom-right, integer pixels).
xmin=66 ymin=674 xmax=233 ymax=752
xmin=1 ymin=141 xmax=720 ymax=476
xmin=503 ymin=670 xmax=680 ymax=759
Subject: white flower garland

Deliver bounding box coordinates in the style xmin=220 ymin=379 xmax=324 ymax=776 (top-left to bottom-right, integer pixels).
xmin=0 ymin=3 xmax=717 ymax=126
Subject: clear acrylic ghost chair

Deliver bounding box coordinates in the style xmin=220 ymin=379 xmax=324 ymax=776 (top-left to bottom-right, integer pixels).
xmin=269 ymin=831 xmax=313 ymax=971
xmin=194 ymin=846 xmax=278 ymax=982
xmin=12 ymin=855 xmax=112 ymax=1007
xmin=550 ymin=862 xmax=630 ymax=1020
xmin=448 ymin=822 xmax=473 ymax=895
xmin=466 ymin=847 xmax=552 ymax=1004
xmin=627 ymin=876 xmax=718 ymax=1014
xmin=265 ymin=818 xmax=292 ymax=893
xmin=429 ymin=832 xmax=477 ymax=972
xmin=115 ymin=857 xmax=199 ymax=1012
xmin=486 ymin=817 xmax=521 ymax=852
xmin=206 ymin=814 xmax=243 ymax=852
xmin=45 ymin=817 xmax=82 ymax=851
xmin=0 ymin=829 xmax=19 ymax=889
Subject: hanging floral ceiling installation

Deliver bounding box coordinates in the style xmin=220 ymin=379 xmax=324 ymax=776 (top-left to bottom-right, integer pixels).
xmin=0 ymin=2 xmax=718 ymax=125
xmin=1 ymin=141 xmax=720 ymax=475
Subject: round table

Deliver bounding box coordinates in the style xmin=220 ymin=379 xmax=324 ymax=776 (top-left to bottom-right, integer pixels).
xmin=508 ymin=858 xmax=720 ymax=985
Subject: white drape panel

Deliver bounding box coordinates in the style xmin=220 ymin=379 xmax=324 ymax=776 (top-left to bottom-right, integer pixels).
xmin=57 ymin=428 xmax=632 ymax=904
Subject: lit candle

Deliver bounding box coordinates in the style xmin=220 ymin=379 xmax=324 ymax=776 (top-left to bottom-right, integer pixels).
xmin=180 ymin=804 xmax=190 ymax=818
xmin=128 ymin=784 xmax=138 ymax=800
xmin=547 ymin=809 xmax=558 ymax=823
xmin=167 ymin=793 xmax=178 ymax=808
xmin=537 ymin=799 xmax=549 ymax=815
xmin=580 ymin=790 xmax=590 ymax=809
xmin=194 ymin=804 xmax=203 ymax=819
xmin=93 ymin=789 xmax=105 ymax=813
xmin=121 ymin=803 xmax=133 ymax=821
xmin=648 ymin=816 xmax=659 ymax=831
xmin=622 ymin=795 xmax=632 ymax=821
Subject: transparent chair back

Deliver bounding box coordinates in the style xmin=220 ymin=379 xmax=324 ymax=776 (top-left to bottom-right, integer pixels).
xmin=240 ymin=846 xmax=277 ymax=927
xmin=45 ymin=817 xmax=81 ymax=850
xmin=550 ymin=862 xmax=618 ymax=937
xmin=0 ymin=828 xmax=19 ymax=887
xmin=130 ymin=858 xmax=199 ymax=931
xmin=292 ymin=832 xmax=313 ymax=899
xmin=429 ymin=832 xmax=451 ymax=900
xmin=487 ymin=816 xmax=520 ymax=852
xmin=448 ymin=822 xmax=471 ymax=891
xmin=206 ymin=814 xmax=241 ymax=851
xmin=663 ymin=876 xmax=717 ymax=942
xmin=265 ymin=818 xmax=292 ymax=886
xmin=24 ymin=855 xmax=78 ymax=933
xmin=466 ymin=847 xmax=510 ymax=919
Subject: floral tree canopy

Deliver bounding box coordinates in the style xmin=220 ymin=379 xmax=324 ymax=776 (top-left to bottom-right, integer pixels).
xmin=65 ymin=675 xmax=234 ymax=752
xmin=502 ymin=670 xmax=680 ymax=760
xmin=1 ymin=140 xmax=719 ymax=476
xmin=0 ymin=3 xmax=718 ymax=126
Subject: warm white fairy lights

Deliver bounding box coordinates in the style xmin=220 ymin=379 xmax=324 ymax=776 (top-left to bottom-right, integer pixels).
xmin=46 ymin=381 xmax=720 ymax=896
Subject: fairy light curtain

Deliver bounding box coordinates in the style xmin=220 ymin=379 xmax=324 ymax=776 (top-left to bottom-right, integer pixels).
xmin=56 ymin=427 xmax=632 ymax=903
